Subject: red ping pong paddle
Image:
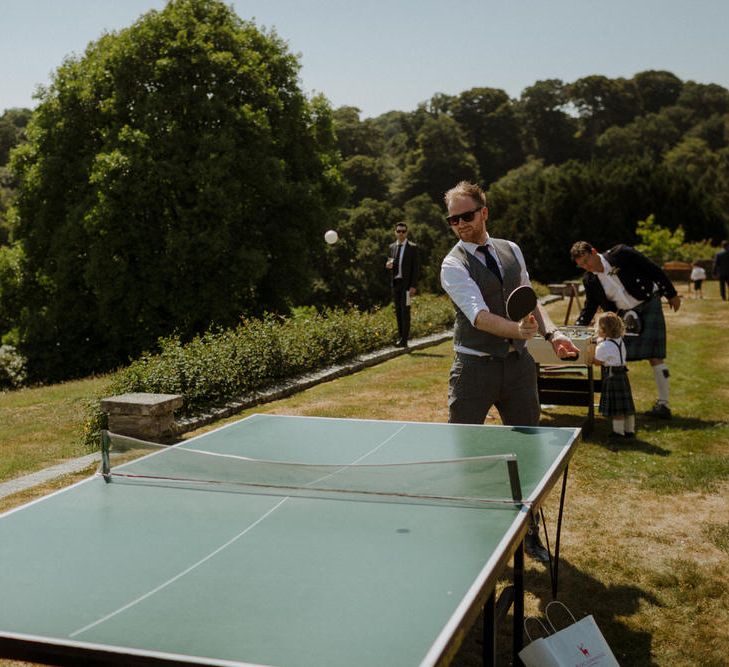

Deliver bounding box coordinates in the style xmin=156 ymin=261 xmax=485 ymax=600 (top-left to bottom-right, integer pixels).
xmin=506 ymin=285 xmax=537 ymax=321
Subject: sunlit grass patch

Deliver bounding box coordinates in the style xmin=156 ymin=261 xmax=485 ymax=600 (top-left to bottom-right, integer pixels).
xmin=704 ymin=522 xmax=729 ymax=553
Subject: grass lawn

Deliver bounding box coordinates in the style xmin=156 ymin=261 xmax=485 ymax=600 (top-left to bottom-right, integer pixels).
xmin=1 ymin=281 xmax=728 ymax=666
xmin=0 ymin=375 xmax=109 ymax=480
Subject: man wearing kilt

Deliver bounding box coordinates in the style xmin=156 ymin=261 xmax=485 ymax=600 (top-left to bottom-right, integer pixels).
xmin=571 ymin=241 xmax=681 ymax=419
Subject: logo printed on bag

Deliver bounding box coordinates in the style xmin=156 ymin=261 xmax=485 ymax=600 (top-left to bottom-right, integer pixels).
xmin=578 ymin=643 xmax=590 ymax=656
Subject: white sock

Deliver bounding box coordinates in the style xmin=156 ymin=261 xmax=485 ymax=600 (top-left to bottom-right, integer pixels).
xmin=612 ymin=417 xmax=625 ymax=435
xmin=652 ymin=364 xmax=670 ymax=405
xmin=625 ymin=415 xmax=635 ymax=433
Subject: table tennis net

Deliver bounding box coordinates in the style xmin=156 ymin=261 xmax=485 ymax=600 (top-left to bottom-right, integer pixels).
xmin=100 ymin=431 xmax=526 ymax=508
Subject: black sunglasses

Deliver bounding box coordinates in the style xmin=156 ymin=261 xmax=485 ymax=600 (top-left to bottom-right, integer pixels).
xmin=446 ymin=206 xmax=483 ymax=226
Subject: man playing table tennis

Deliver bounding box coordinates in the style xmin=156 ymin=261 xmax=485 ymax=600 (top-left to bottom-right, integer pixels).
xmin=440 ymin=181 xmax=579 ymax=561
xmin=570 ymin=241 xmax=681 ymax=419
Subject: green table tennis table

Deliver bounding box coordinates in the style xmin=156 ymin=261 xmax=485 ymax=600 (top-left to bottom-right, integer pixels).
xmin=0 ymin=414 xmax=580 ymax=667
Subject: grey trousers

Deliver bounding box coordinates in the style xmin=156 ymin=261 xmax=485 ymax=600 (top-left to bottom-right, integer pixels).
xmin=448 ymin=351 xmax=543 ymax=536
xmin=447 ymin=351 xmax=540 ymax=426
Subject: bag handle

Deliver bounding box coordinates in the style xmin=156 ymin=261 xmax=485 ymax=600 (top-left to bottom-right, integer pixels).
xmin=523 ymin=615 xmax=551 ymax=642
xmin=544 ymin=600 xmax=577 ymax=632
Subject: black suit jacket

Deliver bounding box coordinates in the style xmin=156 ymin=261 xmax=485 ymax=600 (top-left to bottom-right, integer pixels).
xmin=575 ymin=244 xmax=677 ymax=326
xmin=713 ymin=248 xmax=729 ymax=277
xmin=389 ymin=240 xmax=420 ymax=289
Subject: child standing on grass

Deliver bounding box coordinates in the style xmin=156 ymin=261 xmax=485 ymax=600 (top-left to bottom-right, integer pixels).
xmin=690 ymin=261 xmax=707 ymax=299
xmin=586 ymin=312 xmax=636 ymax=440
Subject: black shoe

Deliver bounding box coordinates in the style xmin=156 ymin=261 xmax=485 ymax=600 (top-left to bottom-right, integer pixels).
xmin=607 ymin=431 xmax=624 ymax=451
xmin=645 ymin=402 xmax=671 ymax=419
xmin=525 ymin=531 xmax=550 ymax=563
xmin=395 ymin=339 xmax=408 ymax=348
xmin=624 ymin=432 xmax=636 ymax=439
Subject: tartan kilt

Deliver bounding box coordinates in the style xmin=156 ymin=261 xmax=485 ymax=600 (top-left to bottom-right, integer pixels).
xmin=623 ymin=295 xmax=667 ymax=360
xmin=599 ymin=367 xmax=636 ymax=416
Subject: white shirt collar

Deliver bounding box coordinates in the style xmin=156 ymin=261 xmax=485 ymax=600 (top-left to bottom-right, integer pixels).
xmin=459 ymin=234 xmax=491 ymax=255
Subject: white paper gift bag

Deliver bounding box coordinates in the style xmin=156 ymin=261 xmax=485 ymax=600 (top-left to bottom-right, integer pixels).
xmin=519 ymin=601 xmax=619 ymax=667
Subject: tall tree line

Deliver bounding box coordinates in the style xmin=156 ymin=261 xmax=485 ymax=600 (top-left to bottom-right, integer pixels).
xmin=326 ymin=73 xmax=728 ymax=309
xmin=1 ymin=0 xmax=728 ymax=382
xmin=0 ymin=0 xmax=347 ymax=381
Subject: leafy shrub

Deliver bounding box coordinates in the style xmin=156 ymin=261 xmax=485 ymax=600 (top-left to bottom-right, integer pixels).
xmin=82 ymin=296 xmax=454 ymax=446
xmin=0 ymin=344 xmax=27 ymax=389
xmin=673 ymin=240 xmax=720 ymax=263
xmin=634 ymin=214 xmax=685 ymax=264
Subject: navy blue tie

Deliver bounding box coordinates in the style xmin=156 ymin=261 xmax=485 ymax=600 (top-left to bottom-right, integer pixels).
xmin=478 ymin=245 xmax=502 ymax=283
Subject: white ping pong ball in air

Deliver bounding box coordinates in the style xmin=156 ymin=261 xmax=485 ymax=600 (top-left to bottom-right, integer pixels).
xmin=324 ymin=229 xmax=339 ymax=245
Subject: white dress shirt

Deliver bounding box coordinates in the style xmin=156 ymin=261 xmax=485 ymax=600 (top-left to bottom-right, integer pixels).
xmin=596 ymin=255 xmax=642 ymax=311
xmin=595 ymin=337 xmax=627 ymax=366
xmin=393 ymin=241 xmax=405 ymax=279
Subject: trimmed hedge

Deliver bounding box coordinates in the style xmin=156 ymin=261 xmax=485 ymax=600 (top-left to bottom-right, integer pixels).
xmin=82 ymin=295 xmax=454 ymax=446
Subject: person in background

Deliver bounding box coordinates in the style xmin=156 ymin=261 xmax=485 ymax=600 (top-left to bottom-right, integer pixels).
xmin=570 ymin=241 xmax=681 ymax=419
xmin=586 ymin=312 xmax=636 ymax=442
xmin=440 ymin=181 xmax=579 ymax=562
xmin=690 ymin=261 xmax=707 ymax=299
xmin=712 ymin=240 xmax=729 ymax=301
xmin=386 ymin=222 xmax=420 ymax=348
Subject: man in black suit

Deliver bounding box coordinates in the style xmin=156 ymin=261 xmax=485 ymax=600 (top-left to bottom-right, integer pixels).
xmin=712 ymin=240 xmax=729 ymax=301
xmin=570 ymin=241 xmax=681 ymax=420
xmin=386 ymin=222 xmax=420 ymax=347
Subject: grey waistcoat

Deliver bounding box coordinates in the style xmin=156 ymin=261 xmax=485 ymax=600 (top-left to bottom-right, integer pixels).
xmin=447 ymin=239 xmax=526 ymax=357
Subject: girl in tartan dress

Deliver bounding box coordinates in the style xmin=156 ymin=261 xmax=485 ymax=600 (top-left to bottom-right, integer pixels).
xmin=587 ymin=312 xmax=636 ymax=439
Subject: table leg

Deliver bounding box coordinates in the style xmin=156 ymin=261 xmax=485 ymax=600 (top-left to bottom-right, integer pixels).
xmin=513 ymin=540 xmax=525 ymax=664
xmin=585 ymin=365 xmax=595 ymax=437
xmin=563 ymin=283 xmax=582 ymax=325
xmin=483 ymin=591 xmax=496 ymax=667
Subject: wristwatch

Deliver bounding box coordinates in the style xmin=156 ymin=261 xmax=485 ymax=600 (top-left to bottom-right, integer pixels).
xmin=544 ymin=331 xmax=556 ymax=342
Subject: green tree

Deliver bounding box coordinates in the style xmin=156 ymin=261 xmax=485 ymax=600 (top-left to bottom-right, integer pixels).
xmin=394 ymin=114 xmax=480 ymax=205
xmin=664 ymin=136 xmax=729 ymax=237
xmin=596 ymin=112 xmax=682 ymax=160
xmin=7 ymin=0 xmax=346 ymax=381
xmin=685 ymin=113 xmax=729 ymax=151
xmin=634 ymin=214 xmax=685 ymax=264
xmin=568 ymin=75 xmax=639 ymax=151
xmin=444 ymin=87 xmax=524 ymax=185
xmin=331 ymin=106 xmax=386 ymax=157
xmin=664 ymin=137 xmax=718 ymax=182
xmin=314 ymin=199 xmax=401 ymax=308
xmin=675 ymin=82 xmax=729 ymax=120
xmin=0 ymin=242 xmax=23 ymax=340
xmin=632 ymin=70 xmax=683 ymax=114
xmin=401 ymin=194 xmax=452 ymax=294
xmin=517 ymin=79 xmax=579 ymax=164
xmin=674 ymin=239 xmax=719 ymax=263
xmin=488 ymin=157 xmax=723 ymax=282
xmin=0 ymin=108 xmax=32 ymax=166
xmin=0 ymin=108 xmax=31 ymax=245
xmin=340 ymin=155 xmax=390 ymax=203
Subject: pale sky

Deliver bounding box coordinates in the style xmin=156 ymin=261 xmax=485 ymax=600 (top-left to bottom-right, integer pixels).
xmin=2 ymin=0 xmax=728 ymax=119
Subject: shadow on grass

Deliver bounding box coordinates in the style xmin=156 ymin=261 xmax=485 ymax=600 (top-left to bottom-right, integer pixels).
xmin=452 ymin=558 xmax=659 ymax=666
xmin=542 ymin=409 xmax=725 ymax=439
xmin=638 ymin=414 xmax=727 ymax=432
xmin=598 ymin=435 xmax=671 ymax=456
xmin=409 ymin=350 xmax=449 ymax=359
